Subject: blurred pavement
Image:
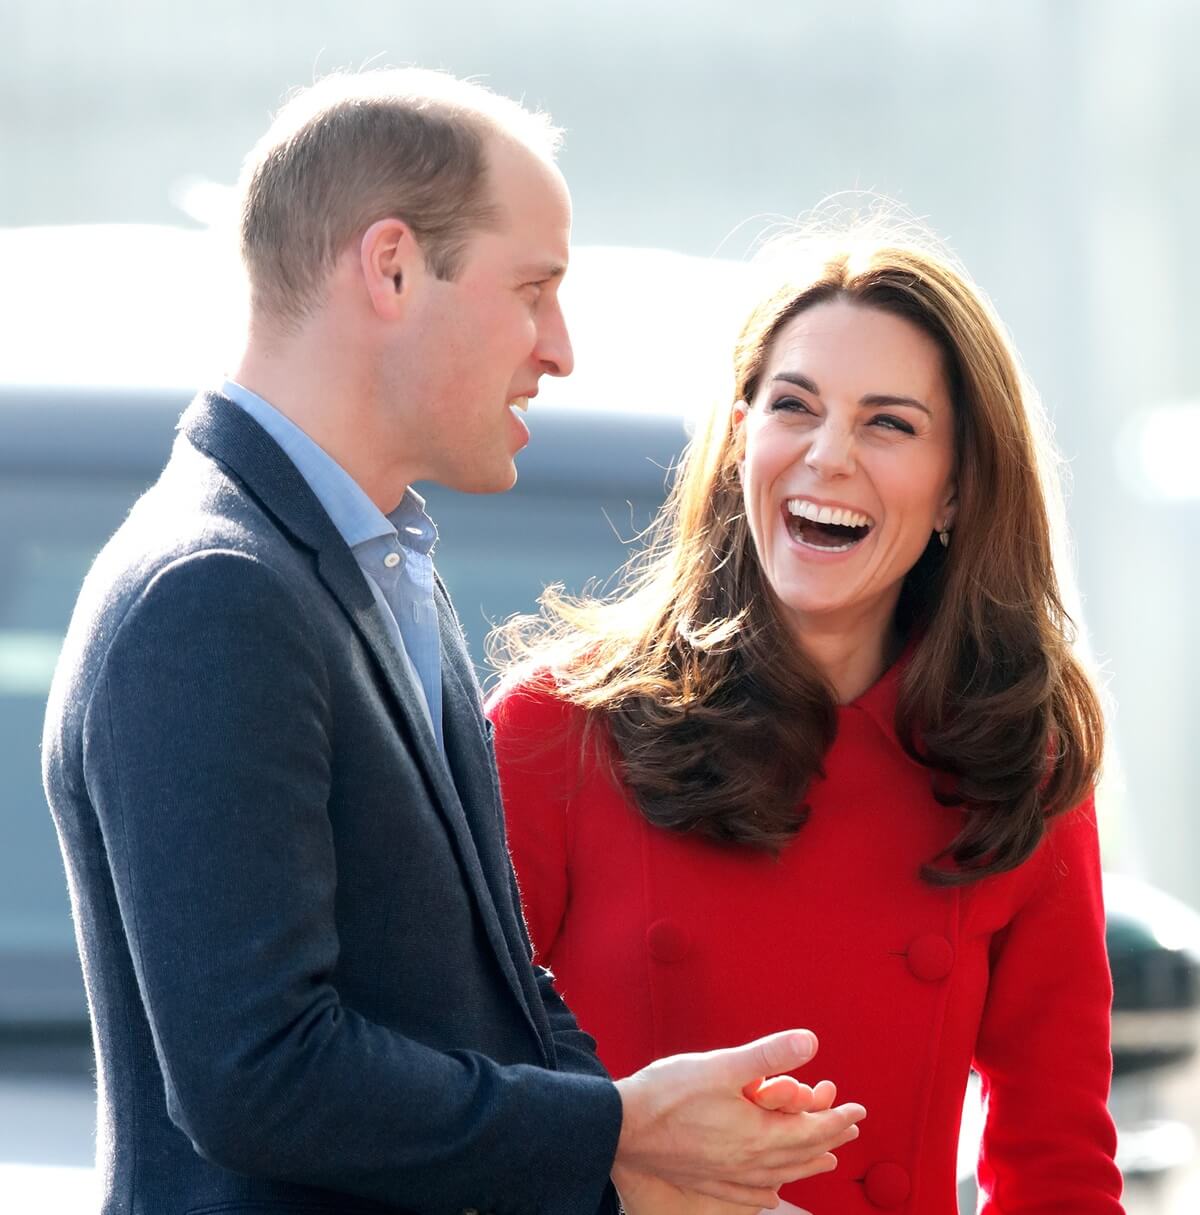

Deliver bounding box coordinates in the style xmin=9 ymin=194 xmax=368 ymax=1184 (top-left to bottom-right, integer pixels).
xmin=1123 ymin=1045 xmax=1200 ymax=1214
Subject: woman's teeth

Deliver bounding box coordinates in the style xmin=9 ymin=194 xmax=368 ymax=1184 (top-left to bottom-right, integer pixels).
xmin=509 ymin=396 xmax=529 ymax=412
xmin=784 ymin=498 xmax=874 ymax=551
xmin=785 ymin=499 xmax=873 ymax=528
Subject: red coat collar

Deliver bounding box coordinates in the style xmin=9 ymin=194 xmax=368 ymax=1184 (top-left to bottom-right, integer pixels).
xmin=841 ymin=641 xmax=913 ymax=760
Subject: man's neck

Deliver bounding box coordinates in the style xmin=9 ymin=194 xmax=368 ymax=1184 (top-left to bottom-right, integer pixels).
xmin=231 ymin=339 xmax=412 ymax=515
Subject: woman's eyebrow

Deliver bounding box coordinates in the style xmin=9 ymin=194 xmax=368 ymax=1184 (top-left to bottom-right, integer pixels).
xmin=860 ymin=393 xmax=933 ymax=417
xmin=770 ymin=374 xmax=932 ymax=417
xmin=770 ymin=372 xmax=821 ymax=394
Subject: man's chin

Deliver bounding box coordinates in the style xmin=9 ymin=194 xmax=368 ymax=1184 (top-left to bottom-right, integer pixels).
xmin=446 ymin=463 xmax=519 ymax=495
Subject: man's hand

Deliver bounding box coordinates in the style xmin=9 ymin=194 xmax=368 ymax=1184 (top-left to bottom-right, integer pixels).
xmin=615 ymin=1166 xmax=816 ymax=1215
xmin=613 ymin=1031 xmax=864 ymax=1209
xmin=614 ymin=1165 xmax=762 ymax=1215
xmin=614 ymin=1075 xmax=833 ymax=1213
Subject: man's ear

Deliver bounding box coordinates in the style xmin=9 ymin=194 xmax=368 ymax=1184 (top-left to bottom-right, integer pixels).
xmin=359 ymin=218 xmax=422 ymax=320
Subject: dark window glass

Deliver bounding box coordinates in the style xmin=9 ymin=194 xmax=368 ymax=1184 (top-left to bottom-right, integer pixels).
xmin=0 ymin=477 xmax=150 ymax=1022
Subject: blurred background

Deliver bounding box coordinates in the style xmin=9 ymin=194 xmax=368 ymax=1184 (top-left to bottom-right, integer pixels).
xmin=1 ymin=0 xmax=1198 ymax=1210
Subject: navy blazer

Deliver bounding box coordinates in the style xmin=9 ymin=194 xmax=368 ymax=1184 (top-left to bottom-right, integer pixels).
xmin=42 ymin=392 xmax=622 ymax=1215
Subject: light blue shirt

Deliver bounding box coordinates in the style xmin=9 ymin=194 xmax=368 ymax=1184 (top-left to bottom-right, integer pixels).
xmin=222 ymin=380 xmax=444 ymax=753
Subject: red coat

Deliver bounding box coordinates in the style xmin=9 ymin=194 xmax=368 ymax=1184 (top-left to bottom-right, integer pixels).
xmin=487 ymin=660 xmax=1124 ymax=1214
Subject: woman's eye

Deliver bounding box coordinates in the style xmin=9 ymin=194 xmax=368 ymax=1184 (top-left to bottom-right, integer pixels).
xmin=769 ymin=395 xmax=812 ymax=414
xmin=870 ymin=414 xmax=916 ymax=435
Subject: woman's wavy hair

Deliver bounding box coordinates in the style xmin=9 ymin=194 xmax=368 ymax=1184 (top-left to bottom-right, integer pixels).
xmin=489 ymin=223 xmax=1105 ymax=884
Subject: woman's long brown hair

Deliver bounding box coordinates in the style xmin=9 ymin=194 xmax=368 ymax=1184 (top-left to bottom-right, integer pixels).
xmin=489 ymin=233 xmax=1105 ymax=884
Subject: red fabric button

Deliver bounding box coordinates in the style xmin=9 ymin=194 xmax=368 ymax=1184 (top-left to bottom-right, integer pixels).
xmin=646 ymin=919 xmax=690 ymax=963
xmin=863 ymin=1161 xmax=911 ymax=1208
xmin=906 ymin=933 xmax=955 ymax=982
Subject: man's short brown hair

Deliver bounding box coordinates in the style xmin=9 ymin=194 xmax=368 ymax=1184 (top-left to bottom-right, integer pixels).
xmin=238 ymin=68 xmax=562 ymax=326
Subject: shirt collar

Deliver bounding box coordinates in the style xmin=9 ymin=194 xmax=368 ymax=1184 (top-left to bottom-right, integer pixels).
xmin=387 ymin=489 xmax=438 ymax=556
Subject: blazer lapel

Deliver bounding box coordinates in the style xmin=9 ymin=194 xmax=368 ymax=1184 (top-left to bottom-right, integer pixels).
xmin=179 ymin=393 xmax=544 ymax=1046
xmin=435 ymin=582 xmax=554 ymax=1057
xmin=313 ymin=539 xmax=446 ymax=771
xmin=318 ymin=550 xmax=545 ymax=1051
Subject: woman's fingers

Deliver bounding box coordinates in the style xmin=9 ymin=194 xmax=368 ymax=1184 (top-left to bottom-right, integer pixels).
xmin=745 ymin=1075 xmax=811 ymax=1112
xmin=744 ymin=1076 xmax=839 ymax=1113
xmin=810 ymin=1079 xmax=837 ymax=1109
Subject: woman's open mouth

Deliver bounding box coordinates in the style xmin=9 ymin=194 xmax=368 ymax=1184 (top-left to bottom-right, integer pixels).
xmin=783 ymin=497 xmax=875 ymax=553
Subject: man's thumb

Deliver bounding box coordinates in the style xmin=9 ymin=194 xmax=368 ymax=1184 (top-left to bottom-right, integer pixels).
xmin=719 ymin=1029 xmax=818 ymax=1084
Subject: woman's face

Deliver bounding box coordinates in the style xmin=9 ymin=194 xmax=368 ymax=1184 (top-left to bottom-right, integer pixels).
xmin=734 ymin=298 xmax=957 ymax=643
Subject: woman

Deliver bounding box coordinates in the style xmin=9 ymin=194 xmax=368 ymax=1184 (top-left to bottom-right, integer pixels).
xmin=486 ymin=230 xmax=1124 ymax=1213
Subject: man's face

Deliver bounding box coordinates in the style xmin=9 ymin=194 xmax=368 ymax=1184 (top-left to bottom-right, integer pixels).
xmin=400 ymin=138 xmax=574 ymax=494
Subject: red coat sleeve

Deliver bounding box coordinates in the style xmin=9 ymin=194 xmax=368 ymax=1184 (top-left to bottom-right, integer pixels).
xmin=972 ymin=794 xmax=1124 ymax=1211
xmin=485 ymin=681 xmax=580 ymax=968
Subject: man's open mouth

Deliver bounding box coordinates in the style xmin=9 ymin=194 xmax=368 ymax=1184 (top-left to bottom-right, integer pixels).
xmin=784 ymin=498 xmax=875 ymax=553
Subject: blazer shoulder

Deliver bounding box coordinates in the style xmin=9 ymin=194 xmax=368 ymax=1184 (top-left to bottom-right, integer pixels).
xmin=51 ymin=441 xmax=314 ymax=714
xmin=99 ymin=433 xmax=305 ymax=596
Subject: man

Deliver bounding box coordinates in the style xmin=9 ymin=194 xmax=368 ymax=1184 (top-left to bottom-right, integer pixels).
xmin=42 ymin=69 xmax=863 ymax=1214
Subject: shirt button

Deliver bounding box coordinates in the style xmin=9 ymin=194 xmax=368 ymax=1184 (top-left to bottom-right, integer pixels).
xmin=905 ymin=933 xmax=955 ymax=982
xmin=646 ymin=919 xmax=691 ymax=963
xmin=383 ymin=552 xmax=402 ymax=568
xmin=863 ymin=1161 xmax=911 ymax=1208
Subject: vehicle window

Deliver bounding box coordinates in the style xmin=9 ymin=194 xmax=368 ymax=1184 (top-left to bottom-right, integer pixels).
xmin=0 ymin=458 xmax=675 ymax=1023
xmin=425 ymin=480 xmax=665 ymax=674
xmin=0 ymin=476 xmax=150 ymax=1018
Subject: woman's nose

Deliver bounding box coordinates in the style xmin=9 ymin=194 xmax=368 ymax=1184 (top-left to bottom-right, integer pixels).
xmin=804 ymin=423 xmax=856 ymax=478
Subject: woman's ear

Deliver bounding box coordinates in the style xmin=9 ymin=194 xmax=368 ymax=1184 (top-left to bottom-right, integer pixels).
xmin=359 ymin=218 xmax=421 ymax=320
xmin=732 ymin=399 xmax=749 ymax=477
xmin=938 ymin=483 xmax=959 ymax=532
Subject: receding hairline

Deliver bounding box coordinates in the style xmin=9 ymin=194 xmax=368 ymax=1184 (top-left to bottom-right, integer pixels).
xmin=236 ymin=68 xmax=565 ymax=325
xmin=260 ymin=67 xmax=564 ymax=164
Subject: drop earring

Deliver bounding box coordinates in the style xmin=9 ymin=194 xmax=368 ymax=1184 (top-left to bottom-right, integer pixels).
xmin=938 ymin=527 xmax=951 ymax=548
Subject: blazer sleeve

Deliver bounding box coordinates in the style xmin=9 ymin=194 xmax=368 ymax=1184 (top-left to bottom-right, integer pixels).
xmin=972 ymin=794 xmax=1125 ymax=1212
xmin=82 ymin=551 xmax=621 ymax=1215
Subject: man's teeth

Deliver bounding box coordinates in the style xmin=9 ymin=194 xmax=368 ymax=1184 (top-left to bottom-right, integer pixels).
xmin=509 ymin=396 xmax=529 ymax=413
xmin=785 ymin=499 xmax=873 ymax=528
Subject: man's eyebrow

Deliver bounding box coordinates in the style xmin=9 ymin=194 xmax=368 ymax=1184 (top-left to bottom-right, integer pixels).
xmin=770 ymin=374 xmax=932 ymax=417
xmin=517 ymin=261 xmax=567 ymax=280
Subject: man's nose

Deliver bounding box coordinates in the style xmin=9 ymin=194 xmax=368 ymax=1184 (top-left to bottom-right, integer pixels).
xmin=804 ymin=423 xmax=856 ymax=478
xmin=537 ymin=302 xmax=574 ymax=378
